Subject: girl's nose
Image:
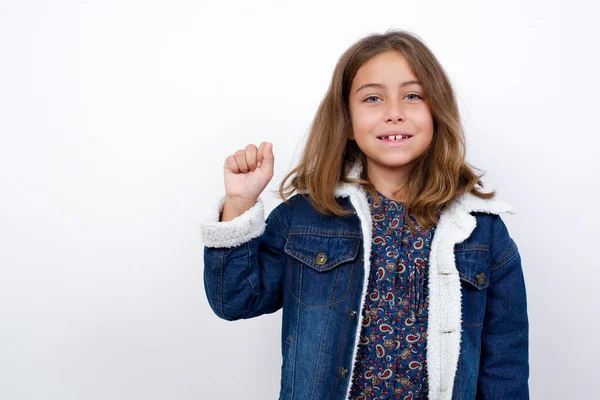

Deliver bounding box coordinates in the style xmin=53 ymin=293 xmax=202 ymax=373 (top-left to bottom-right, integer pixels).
xmin=385 ymin=100 xmax=406 ymax=122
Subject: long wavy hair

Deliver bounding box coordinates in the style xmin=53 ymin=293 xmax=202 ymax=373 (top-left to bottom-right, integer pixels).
xmin=277 ymin=29 xmax=495 ymax=231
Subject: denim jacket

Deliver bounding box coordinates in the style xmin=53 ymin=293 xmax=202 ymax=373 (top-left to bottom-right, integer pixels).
xmin=200 ymin=162 xmax=529 ymax=400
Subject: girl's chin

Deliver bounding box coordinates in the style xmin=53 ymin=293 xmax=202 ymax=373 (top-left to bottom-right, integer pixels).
xmin=365 ymin=158 xmax=415 ymax=170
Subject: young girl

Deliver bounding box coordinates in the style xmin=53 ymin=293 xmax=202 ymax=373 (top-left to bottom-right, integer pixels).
xmin=200 ymin=30 xmax=529 ymax=400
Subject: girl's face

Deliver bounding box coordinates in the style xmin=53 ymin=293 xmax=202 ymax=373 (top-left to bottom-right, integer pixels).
xmin=348 ymin=50 xmax=434 ymax=179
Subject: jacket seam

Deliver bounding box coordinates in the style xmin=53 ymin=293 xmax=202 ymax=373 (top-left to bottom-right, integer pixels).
xmin=291 ymin=277 xmax=300 ymax=399
xmin=454 ymin=244 xmax=490 ymax=252
xmin=490 ymin=241 xmax=518 ymax=272
xmin=337 ymin=308 xmax=352 ymax=385
xmin=458 ymin=346 xmax=462 ymax=400
xmin=244 ymin=241 xmax=256 ymax=296
xmin=311 ymin=300 xmax=333 ymax=398
xmin=218 ymin=249 xmax=227 ymax=320
xmin=287 ymin=229 xmax=362 ymax=238
xmin=272 ymin=208 xmax=289 ymax=240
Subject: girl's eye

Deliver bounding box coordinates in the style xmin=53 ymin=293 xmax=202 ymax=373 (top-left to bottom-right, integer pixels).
xmin=363 ymin=94 xmax=423 ymax=103
xmin=364 ymin=95 xmax=380 ymax=103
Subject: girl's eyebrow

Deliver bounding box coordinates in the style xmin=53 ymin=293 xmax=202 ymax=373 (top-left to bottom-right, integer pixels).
xmin=355 ymin=80 xmax=422 ymax=93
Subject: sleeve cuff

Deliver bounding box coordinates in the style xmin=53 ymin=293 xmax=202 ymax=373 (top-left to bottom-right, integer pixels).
xmin=200 ymin=196 xmax=266 ymax=248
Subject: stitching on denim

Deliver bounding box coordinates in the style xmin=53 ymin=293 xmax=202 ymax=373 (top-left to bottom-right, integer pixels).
xmin=272 ymin=208 xmax=289 ymax=240
xmin=462 ymin=322 xmax=483 ymax=327
xmin=336 ymin=257 xmax=360 ymax=393
xmin=244 ymin=241 xmax=257 ymax=296
xmin=288 ymin=229 xmax=362 ymax=238
xmin=311 ymin=297 xmax=333 ymax=397
xmin=281 ymin=337 xmax=293 ymax=394
xmin=342 ymin=261 xmax=355 ymax=305
xmin=288 ymin=257 xmax=293 ymax=304
xmin=454 ymin=244 xmax=490 ymax=252
xmin=329 ymin=264 xmax=340 ymax=305
xmin=491 ymin=242 xmax=518 ymax=272
xmin=291 ymin=277 xmax=300 ymax=399
xmin=337 ymin=306 xmax=352 ymax=380
xmin=218 ymin=249 xmax=226 ymax=320
xmin=458 ymin=346 xmax=464 ymax=400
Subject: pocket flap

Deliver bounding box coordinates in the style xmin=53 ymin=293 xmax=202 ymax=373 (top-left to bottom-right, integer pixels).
xmin=284 ymin=234 xmax=361 ymax=272
xmin=454 ymin=247 xmax=490 ymax=290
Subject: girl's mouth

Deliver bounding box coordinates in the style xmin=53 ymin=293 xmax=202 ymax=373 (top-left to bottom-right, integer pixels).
xmin=377 ymin=135 xmax=412 ymax=146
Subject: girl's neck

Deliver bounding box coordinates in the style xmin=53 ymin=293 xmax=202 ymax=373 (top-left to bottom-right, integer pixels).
xmin=367 ymin=161 xmax=412 ymax=203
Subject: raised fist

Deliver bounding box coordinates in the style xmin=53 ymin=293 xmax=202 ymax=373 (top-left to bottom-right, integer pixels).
xmin=221 ymin=142 xmax=274 ymax=221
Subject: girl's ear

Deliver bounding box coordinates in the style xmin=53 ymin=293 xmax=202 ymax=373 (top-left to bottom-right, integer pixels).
xmin=348 ymin=131 xmax=355 ymax=141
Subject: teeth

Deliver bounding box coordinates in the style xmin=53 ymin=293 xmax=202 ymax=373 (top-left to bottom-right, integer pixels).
xmin=383 ymin=135 xmax=409 ymax=140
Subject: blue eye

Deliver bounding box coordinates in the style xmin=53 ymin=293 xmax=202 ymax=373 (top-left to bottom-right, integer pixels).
xmin=364 ymin=95 xmax=380 ymax=103
xmin=406 ymin=93 xmax=423 ymax=100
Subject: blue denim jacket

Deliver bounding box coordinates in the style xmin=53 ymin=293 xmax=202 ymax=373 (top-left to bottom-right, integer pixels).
xmin=201 ymin=162 xmax=529 ymax=400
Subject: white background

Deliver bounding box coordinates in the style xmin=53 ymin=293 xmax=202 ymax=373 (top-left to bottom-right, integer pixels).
xmin=1 ymin=0 xmax=598 ymax=399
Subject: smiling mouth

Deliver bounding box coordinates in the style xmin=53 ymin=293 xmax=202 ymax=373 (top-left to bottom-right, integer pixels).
xmin=378 ymin=134 xmax=412 ymax=141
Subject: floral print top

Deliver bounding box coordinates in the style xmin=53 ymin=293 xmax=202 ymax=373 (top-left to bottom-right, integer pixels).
xmin=348 ymin=191 xmax=437 ymax=400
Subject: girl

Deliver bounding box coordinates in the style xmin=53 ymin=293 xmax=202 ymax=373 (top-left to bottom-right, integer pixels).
xmin=200 ymin=30 xmax=529 ymax=400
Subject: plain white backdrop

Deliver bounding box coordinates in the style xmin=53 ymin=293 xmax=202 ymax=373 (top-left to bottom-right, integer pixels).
xmin=1 ymin=0 xmax=598 ymax=398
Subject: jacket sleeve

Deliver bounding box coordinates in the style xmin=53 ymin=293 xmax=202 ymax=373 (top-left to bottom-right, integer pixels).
xmin=477 ymin=215 xmax=530 ymax=399
xmin=200 ymin=196 xmax=288 ymax=321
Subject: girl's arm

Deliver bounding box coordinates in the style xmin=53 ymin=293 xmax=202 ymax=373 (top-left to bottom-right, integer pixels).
xmin=201 ymin=196 xmax=289 ymax=321
xmin=477 ymin=216 xmax=530 ymax=398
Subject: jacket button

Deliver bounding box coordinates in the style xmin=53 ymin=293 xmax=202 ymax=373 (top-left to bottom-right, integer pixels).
xmin=476 ymin=272 xmax=486 ymax=285
xmin=349 ymin=309 xmax=357 ymax=319
xmin=339 ymin=366 xmax=348 ymax=378
xmin=316 ymin=253 xmax=328 ymax=265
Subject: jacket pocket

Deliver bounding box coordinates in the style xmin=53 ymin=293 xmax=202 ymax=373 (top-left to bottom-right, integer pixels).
xmin=285 ymin=233 xmax=361 ymax=307
xmin=454 ymin=244 xmax=491 ymax=326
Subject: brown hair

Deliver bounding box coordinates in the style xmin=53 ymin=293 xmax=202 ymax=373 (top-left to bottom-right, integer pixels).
xmin=277 ymin=29 xmax=495 ymax=231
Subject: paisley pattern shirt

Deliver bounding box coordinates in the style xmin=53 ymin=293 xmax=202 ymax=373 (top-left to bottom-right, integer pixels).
xmin=348 ymin=191 xmax=437 ymax=400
